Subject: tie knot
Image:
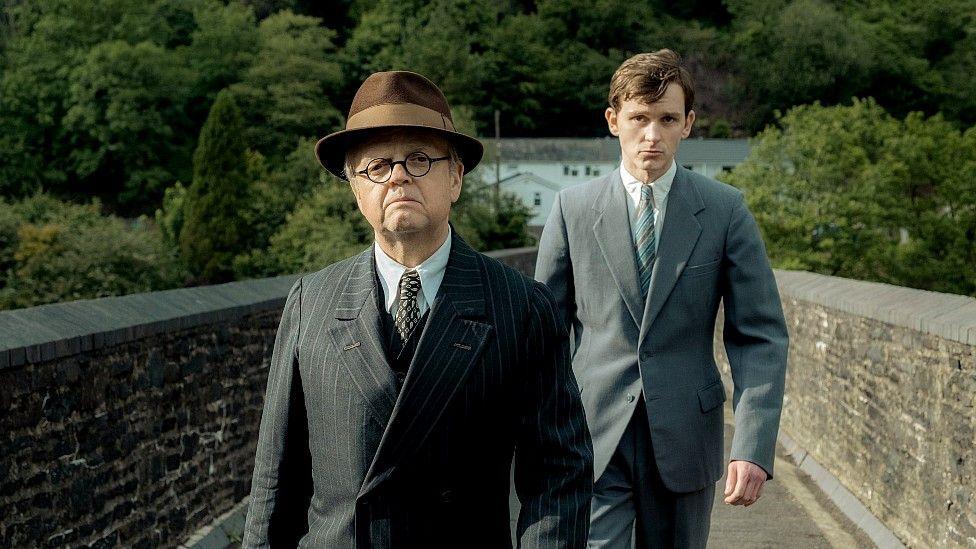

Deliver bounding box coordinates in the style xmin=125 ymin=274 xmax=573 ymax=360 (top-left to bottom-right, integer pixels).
xmin=640 ymin=184 xmax=653 ymax=203
xmin=399 ymin=269 xmax=421 ymax=299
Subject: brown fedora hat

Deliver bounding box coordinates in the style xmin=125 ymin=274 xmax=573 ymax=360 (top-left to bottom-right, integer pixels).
xmin=315 ymin=71 xmax=484 ymax=178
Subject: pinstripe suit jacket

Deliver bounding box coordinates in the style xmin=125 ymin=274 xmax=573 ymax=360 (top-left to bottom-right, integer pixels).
xmin=242 ymin=232 xmax=593 ymax=548
xmin=536 ymin=167 xmax=788 ymax=493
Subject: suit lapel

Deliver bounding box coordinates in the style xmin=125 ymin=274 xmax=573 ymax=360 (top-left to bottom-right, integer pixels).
xmin=331 ymin=247 xmax=398 ymax=425
xmin=593 ymin=169 xmax=643 ymax=329
xmin=359 ymin=233 xmax=493 ymax=499
xmin=639 ymin=167 xmax=705 ymax=345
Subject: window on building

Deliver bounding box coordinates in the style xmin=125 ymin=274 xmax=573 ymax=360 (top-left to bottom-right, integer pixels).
xmin=593 ymin=169 xmax=600 ymax=176
xmin=571 ymin=169 xmax=578 ymax=176
xmin=723 ymin=165 xmax=734 ymax=172
xmin=533 ymin=192 xmax=542 ymax=206
xmin=585 ymin=166 xmax=591 ymax=176
xmin=563 ymin=165 xmax=569 ymax=175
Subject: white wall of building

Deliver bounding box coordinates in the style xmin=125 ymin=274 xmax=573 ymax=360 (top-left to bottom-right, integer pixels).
xmin=474 ymin=160 xmax=733 ymax=227
xmin=498 ymin=177 xmax=559 ymax=226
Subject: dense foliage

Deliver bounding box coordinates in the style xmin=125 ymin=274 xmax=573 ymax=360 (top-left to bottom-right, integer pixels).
xmin=0 ymin=194 xmax=186 ymax=309
xmin=1 ymin=0 xmax=973 ymax=308
xmin=2 ymin=0 xmax=973 ymax=214
xmin=723 ymin=99 xmax=976 ymax=297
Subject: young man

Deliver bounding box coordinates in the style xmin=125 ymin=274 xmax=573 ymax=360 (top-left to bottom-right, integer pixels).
xmin=243 ymin=71 xmax=592 ymax=548
xmin=535 ymin=50 xmax=789 ymax=548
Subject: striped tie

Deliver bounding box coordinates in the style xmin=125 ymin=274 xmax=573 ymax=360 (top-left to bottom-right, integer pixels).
xmin=395 ymin=270 xmax=422 ymax=340
xmin=634 ymin=184 xmax=656 ymax=296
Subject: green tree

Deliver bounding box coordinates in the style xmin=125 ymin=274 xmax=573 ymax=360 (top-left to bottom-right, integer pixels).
xmin=181 ymin=1 xmax=260 ymax=108
xmin=230 ymin=10 xmax=343 ymax=160
xmin=722 ymin=98 xmax=976 ymax=296
xmin=63 ymin=39 xmax=194 ymax=212
xmin=237 ymin=179 xmax=372 ymax=276
xmin=728 ymin=0 xmax=874 ymax=130
xmin=179 ymin=90 xmax=253 ymax=283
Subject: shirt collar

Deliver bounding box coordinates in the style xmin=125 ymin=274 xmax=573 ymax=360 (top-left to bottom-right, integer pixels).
xmin=373 ymin=226 xmax=452 ymax=313
xmin=620 ymin=159 xmax=677 ymax=197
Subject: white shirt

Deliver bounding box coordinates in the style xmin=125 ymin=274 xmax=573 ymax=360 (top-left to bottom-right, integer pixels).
xmin=374 ymin=227 xmax=452 ymax=317
xmin=620 ymin=159 xmax=677 ymax=253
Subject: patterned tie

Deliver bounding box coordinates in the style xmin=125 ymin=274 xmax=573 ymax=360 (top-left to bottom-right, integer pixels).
xmin=394 ymin=269 xmax=422 ymax=340
xmin=634 ymin=184 xmax=657 ymax=296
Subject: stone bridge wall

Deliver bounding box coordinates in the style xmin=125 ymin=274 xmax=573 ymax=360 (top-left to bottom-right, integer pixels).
xmin=1 ymin=248 xmax=973 ymax=547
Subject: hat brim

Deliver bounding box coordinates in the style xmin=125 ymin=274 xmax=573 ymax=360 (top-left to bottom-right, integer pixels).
xmin=315 ymin=125 xmax=484 ymax=179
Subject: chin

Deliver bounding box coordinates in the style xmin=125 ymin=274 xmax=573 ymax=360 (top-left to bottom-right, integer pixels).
xmin=385 ymin=214 xmax=429 ymax=234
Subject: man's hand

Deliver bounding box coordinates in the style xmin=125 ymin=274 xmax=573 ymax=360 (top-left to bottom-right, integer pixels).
xmin=724 ymin=460 xmax=767 ymax=507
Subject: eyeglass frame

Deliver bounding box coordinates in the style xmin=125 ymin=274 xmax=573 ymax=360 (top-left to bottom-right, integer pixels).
xmin=353 ymin=151 xmax=451 ymax=184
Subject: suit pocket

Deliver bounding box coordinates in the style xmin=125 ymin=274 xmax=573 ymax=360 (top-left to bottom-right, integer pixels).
xmin=698 ymin=379 xmax=727 ymax=413
xmin=682 ymin=258 xmax=721 ymax=278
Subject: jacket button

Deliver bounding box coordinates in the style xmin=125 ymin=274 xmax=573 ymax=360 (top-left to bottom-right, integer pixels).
xmin=626 ymin=394 xmax=636 ymax=403
xmin=640 ymin=351 xmax=651 ymax=362
xmin=440 ymin=489 xmax=454 ymax=503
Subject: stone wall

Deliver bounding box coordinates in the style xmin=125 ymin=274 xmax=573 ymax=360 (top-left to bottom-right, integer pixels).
xmin=737 ymin=271 xmax=975 ymax=548
xmin=0 ymin=249 xmax=539 ymax=548
xmin=0 ymin=276 xmax=299 ymax=548
xmin=3 ymin=248 xmax=973 ymax=548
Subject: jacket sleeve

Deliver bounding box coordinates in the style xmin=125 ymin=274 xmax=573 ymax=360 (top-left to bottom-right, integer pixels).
xmin=242 ymin=277 xmax=313 ymax=548
xmin=513 ymin=282 xmax=593 ymax=549
xmin=722 ymin=192 xmax=790 ymax=478
xmin=535 ymin=191 xmax=577 ymax=339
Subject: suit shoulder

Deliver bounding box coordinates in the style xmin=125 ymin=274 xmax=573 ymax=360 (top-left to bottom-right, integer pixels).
xmin=547 ymin=173 xmax=613 ymax=225
xmin=473 ymin=249 xmax=542 ymax=302
xmin=296 ymin=249 xmax=369 ymax=296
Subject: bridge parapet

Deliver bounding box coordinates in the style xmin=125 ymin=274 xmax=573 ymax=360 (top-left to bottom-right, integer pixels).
xmin=0 ymin=249 xmax=972 ymax=547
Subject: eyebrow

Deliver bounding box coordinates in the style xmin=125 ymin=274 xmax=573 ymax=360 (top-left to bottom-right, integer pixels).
xmin=625 ymin=108 xmax=682 ymax=118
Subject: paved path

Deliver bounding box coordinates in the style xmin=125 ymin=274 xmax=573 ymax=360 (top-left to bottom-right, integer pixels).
xmin=510 ymin=406 xmax=874 ymax=548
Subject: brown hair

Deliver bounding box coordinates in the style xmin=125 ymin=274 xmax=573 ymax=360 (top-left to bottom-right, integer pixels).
xmin=608 ymin=49 xmax=695 ymax=114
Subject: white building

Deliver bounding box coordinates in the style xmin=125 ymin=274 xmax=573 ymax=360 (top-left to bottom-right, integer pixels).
xmin=473 ymin=138 xmax=751 ymax=228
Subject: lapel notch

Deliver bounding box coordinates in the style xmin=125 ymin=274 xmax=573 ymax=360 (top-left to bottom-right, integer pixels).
xmin=331 ymin=248 xmax=398 ymax=424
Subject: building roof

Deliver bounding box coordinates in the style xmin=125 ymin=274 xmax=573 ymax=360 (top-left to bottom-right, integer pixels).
xmin=495 ymin=172 xmax=563 ymax=191
xmin=481 ymin=137 xmax=750 ymax=165
xmin=675 ymin=138 xmax=751 ymax=166
xmin=483 ymin=138 xmax=619 ymax=162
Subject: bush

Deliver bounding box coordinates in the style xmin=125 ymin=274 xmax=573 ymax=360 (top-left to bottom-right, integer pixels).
xmin=0 ymin=194 xmax=186 ymax=310
xmin=234 ymin=180 xmax=373 ymax=276
xmin=452 ymin=177 xmax=536 ymax=251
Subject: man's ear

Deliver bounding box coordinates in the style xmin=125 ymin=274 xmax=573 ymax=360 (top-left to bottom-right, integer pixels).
xmin=450 ymin=162 xmax=463 ymax=203
xmin=605 ymin=107 xmax=619 ymax=136
xmin=682 ymin=109 xmax=696 ymax=139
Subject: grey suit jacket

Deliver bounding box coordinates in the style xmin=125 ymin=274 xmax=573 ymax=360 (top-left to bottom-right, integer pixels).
xmin=535 ymin=167 xmax=788 ymax=493
xmin=243 ymin=232 xmax=593 ymax=548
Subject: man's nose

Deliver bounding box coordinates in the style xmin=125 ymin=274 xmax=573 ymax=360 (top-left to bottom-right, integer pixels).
xmin=644 ymin=124 xmax=662 ymax=143
xmin=387 ymin=162 xmax=411 ymax=186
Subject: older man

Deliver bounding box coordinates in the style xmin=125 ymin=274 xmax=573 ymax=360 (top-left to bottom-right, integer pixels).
xmin=242 ymin=71 xmax=592 ymax=549
xmin=536 ymin=50 xmax=789 ymax=547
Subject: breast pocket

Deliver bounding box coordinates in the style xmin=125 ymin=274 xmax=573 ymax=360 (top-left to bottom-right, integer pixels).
xmin=681 ymin=258 xmax=721 ymax=279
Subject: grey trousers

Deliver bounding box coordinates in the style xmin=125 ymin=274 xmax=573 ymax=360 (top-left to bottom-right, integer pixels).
xmin=588 ymin=398 xmax=715 ymax=548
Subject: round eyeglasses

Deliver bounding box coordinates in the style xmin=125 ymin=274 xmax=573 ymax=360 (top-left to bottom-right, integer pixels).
xmin=355 ymin=151 xmax=451 ymax=184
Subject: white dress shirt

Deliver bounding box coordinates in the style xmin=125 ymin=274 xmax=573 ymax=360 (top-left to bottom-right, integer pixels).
xmin=620 ymin=159 xmax=677 ymax=253
xmin=374 ymin=227 xmax=452 ymax=317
